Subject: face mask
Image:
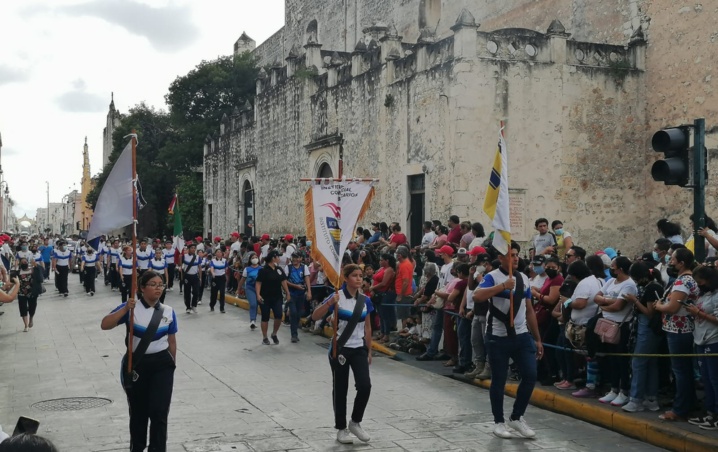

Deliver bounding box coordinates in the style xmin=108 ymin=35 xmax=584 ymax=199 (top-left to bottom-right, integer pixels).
xmin=666 ymin=265 xmax=678 ymax=278
xmin=20 ymin=263 xmax=28 ymax=270
xmin=554 ymin=229 xmax=564 ymax=235
xmin=652 ymin=251 xmax=660 ymax=262
xmin=533 ymin=265 xmax=544 ymax=274
xmin=475 ymin=265 xmax=486 ymax=275
xmin=251 ymin=258 xmax=259 ymax=265
xmin=21 ymin=246 xmax=27 ymax=251
xmin=698 ymin=284 xmax=711 ymax=294
xmin=609 ymin=269 xmax=618 ymax=278
xmin=545 ymin=268 xmax=559 ymax=279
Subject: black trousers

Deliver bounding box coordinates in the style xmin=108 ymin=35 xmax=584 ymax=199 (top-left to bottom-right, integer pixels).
xmin=166 ymin=264 xmax=176 ymax=289
xmin=121 ymin=274 xmax=133 ymax=303
xmin=159 ymin=275 xmax=167 ymax=304
xmin=123 ymin=350 xmax=175 ymax=452
xmin=210 ymin=276 xmax=226 ymax=311
xmin=183 ymin=274 xmax=200 ymax=309
xmin=18 ymin=296 xmax=37 ymax=317
xmin=330 ymin=346 xmax=372 ymax=430
xmin=56 ymin=266 xmax=69 ymax=294
xmin=43 ymin=262 xmax=50 ymax=280
xmin=79 ymin=263 xmax=84 ymax=284
xmin=84 ymin=267 xmax=96 ymax=293
xmin=110 ymin=263 xmax=121 ymax=289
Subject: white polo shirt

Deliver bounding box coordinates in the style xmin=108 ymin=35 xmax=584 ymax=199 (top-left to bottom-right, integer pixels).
xmin=111 ymin=300 xmax=178 ymax=354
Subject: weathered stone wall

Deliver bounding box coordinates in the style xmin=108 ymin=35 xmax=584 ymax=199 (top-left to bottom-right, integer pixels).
xmin=254 ymin=1 xmax=645 ymax=67
xmin=207 ymin=10 xmax=650 ymax=254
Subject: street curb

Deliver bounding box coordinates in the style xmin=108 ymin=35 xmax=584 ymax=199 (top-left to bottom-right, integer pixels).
xmin=224 ymin=294 xmax=396 ymax=357
xmin=467 ymin=378 xmax=716 ymax=452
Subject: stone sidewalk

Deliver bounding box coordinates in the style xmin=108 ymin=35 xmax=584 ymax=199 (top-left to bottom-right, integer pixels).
xmin=0 ymin=277 xmax=663 ymax=451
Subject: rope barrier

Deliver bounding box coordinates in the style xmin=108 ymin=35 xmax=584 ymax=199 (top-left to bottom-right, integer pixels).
xmin=542 ymin=341 xmax=718 ymax=358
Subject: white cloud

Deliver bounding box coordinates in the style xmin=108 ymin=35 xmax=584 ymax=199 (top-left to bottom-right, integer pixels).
xmin=0 ymin=65 xmax=30 ymax=85
xmin=56 ymin=79 xmax=106 ymax=112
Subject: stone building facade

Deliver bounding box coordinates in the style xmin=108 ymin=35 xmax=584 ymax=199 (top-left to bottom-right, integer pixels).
xmin=204 ymin=1 xmax=718 ymax=255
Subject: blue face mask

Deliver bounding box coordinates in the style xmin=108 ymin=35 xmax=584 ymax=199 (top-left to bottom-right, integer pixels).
xmin=534 ymin=265 xmax=545 ymax=274
xmin=554 ymin=229 xmax=563 ymax=235
xmin=652 ymin=251 xmax=660 ymax=262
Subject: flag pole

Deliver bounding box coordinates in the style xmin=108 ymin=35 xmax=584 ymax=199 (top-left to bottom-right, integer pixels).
xmin=127 ymin=131 xmax=138 ymax=375
xmin=508 ymin=253 xmax=514 ymax=328
xmin=331 ymin=159 xmax=344 ymax=360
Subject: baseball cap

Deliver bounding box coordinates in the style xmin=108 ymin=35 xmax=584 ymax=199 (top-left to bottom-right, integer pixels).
xmin=284 ymin=234 xmax=294 ymax=242
xmin=598 ymin=253 xmax=612 ymax=267
xmin=214 ymin=236 xmax=221 ymax=242
xmin=604 ymin=247 xmax=618 ymax=260
xmin=468 ymin=246 xmax=487 ymax=256
xmin=438 ymin=245 xmax=454 ymax=256
xmin=457 ymin=247 xmax=467 ymax=255
xmin=195 ymin=236 xmax=202 ymax=242
xmin=531 ymin=255 xmax=547 ymax=265
xmin=230 ymin=231 xmax=240 ymax=238
xmin=261 ymin=233 xmax=270 ymax=241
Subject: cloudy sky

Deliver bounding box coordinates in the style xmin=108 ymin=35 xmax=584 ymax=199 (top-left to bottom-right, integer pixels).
xmin=0 ymin=0 xmax=284 ymax=218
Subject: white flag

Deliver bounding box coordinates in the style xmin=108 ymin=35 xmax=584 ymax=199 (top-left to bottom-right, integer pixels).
xmin=87 ymin=141 xmax=134 ymax=241
xmin=305 ymin=181 xmax=375 ymax=287
xmin=483 ymin=123 xmax=511 ymax=255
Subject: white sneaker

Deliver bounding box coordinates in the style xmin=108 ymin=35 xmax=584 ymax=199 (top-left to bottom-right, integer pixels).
xmin=506 ymin=417 xmax=536 ymax=438
xmin=611 ymin=392 xmax=629 ymax=406
xmin=348 ymin=421 xmax=370 ymax=442
xmin=599 ymin=390 xmax=619 ymax=404
xmin=643 ymin=399 xmax=660 ymax=412
xmin=622 ymin=400 xmax=645 ymax=412
xmin=192 ymin=307 xmax=197 ymax=313
xmin=493 ymin=423 xmax=513 ymax=439
xmin=336 ymin=428 xmax=353 ymax=444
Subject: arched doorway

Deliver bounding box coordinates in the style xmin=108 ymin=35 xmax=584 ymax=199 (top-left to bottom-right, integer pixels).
xmin=317 ymin=162 xmax=333 ymax=178
xmin=243 ymin=180 xmax=254 ymax=236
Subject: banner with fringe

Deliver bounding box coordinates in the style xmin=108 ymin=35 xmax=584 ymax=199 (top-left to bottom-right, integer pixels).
xmin=305 ymin=180 xmax=375 ymax=288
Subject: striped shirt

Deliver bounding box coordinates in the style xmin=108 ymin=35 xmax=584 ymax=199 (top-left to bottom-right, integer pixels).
xmin=111 ymin=299 xmax=178 ymax=354
xmin=211 ymin=258 xmax=227 ymax=277
xmin=53 ymin=249 xmax=72 ymax=267
xmin=136 ymin=248 xmax=154 ymax=270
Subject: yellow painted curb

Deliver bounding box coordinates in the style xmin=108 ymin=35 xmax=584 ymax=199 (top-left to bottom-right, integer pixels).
xmin=224 ymin=294 xmax=395 ymax=357
xmin=467 ymin=377 xmax=715 ymax=452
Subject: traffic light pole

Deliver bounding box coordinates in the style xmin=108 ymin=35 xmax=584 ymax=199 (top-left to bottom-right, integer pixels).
xmin=693 ymin=118 xmax=706 ymax=262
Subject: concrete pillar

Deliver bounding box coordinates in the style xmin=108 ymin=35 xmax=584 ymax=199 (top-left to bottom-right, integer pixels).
xmin=450 ymin=9 xmax=479 ymax=60
xmin=304 ymin=41 xmax=324 ymax=74
xmin=628 ymin=26 xmax=646 ymax=71
xmin=546 ymin=19 xmax=571 ymax=64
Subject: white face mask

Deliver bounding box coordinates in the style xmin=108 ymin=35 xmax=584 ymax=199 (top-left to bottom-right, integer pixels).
xmin=475 ymin=265 xmax=486 ymax=275
xmin=251 ymin=258 xmax=259 ymax=265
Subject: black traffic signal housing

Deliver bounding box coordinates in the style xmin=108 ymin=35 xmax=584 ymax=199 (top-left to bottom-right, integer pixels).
xmin=651 ymin=127 xmax=690 ymax=186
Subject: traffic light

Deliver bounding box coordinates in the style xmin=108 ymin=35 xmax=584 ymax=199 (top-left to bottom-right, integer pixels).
xmin=651 ymin=127 xmax=690 ymax=186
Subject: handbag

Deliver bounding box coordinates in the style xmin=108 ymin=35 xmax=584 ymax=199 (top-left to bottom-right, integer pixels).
xmin=594 ymin=308 xmax=632 ymax=345
xmin=121 ymin=303 xmax=164 ymax=389
xmin=565 ymin=320 xmax=587 ymax=348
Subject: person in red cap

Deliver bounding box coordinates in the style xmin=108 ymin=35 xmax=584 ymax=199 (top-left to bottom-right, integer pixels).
xmin=195 ymin=237 xmax=205 ymax=253
xmin=259 ymin=234 xmax=271 ymax=260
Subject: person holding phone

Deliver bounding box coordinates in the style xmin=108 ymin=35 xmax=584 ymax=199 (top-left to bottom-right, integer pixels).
xmin=653 ymin=248 xmax=699 ymax=421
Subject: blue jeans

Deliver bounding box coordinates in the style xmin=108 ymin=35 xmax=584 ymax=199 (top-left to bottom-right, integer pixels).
xmin=487 ymin=333 xmax=537 ymax=423
xmin=380 ymin=292 xmax=397 ymax=335
xmin=457 ymin=317 xmax=472 ymax=367
xmin=697 ymin=342 xmax=718 ymax=413
xmin=288 ymin=293 xmax=305 ymax=338
xmin=245 ymin=288 xmax=258 ymax=322
xmin=630 ymin=315 xmax=661 ymax=402
xmin=426 ymin=309 xmax=445 ymax=357
xmin=666 ymin=331 xmax=697 ymax=416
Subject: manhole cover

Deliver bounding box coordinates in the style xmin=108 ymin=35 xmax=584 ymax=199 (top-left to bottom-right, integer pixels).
xmin=32 ymin=397 xmax=112 ymax=411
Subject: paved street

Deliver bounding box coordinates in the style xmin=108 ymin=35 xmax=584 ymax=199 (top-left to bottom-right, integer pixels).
xmin=0 ymin=276 xmax=664 ymax=452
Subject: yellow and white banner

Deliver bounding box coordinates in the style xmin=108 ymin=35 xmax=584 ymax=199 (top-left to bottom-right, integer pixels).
xmin=305 ymin=180 xmax=375 ymax=287
xmin=483 ymin=122 xmax=512 ymax=255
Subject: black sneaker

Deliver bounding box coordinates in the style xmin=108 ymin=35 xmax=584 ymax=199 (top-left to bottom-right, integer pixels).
xmin=262 ymin=338 xmax=271 ymax=345
xmin=220 ymin=310 xmax=226 ymax=314
xmin=210 ymin=307 xmax=214 ymax=312
xmin=271 ymin=335 xmax=279 ymax=344
xmin=250 ymin=322 xmax=257 ymax=330
xmin=186 ymin=308 xmax=191 ymax=314
xmin=689 ymin=414 xmax=714 ymax=426
xmin=291 ymin=336 xmax=299 ymax=343
xmin=416 ymin=353 xmax=435 ymax=361
xmin=700 ymin=419 xmax=718 ymax=430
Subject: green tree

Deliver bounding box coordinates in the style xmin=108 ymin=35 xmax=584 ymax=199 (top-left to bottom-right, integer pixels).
xmin=89 ymin=53 xmax=258 ymax=238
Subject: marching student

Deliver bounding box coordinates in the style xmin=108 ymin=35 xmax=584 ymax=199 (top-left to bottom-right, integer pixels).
xmin=81 ymin=247 xmax=102 ymax=296
xmin=51 ymin=240 xmax=72 ymax=297
xmin=101 ymin=270 xmax=178 ymax=452
xmin=197 ymin=250 xmax=210 ymax=305
xmin=136 ymin=238 xmax=154 ymax=276
xmin=181 ymin=243 xmax=202 ymax=314
xmin=473 ymin=241 xmax=543 ymax=439
xmin=150 ymin=251 xmax=169 ymax=303
xmin=311 ymin=264 xmax=373 ymax=444
xmin=108 ymin=239 xmax=122 ymax=291
xmin=209 ymin=249 xmax=228 ymax=313
xmin=119 ymin=246 xmax=134 ymax=303
xmin=31 ymin=244 xmax=44 ymax=270
xmin=162 ymin=240 xmax=176 ymax=291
